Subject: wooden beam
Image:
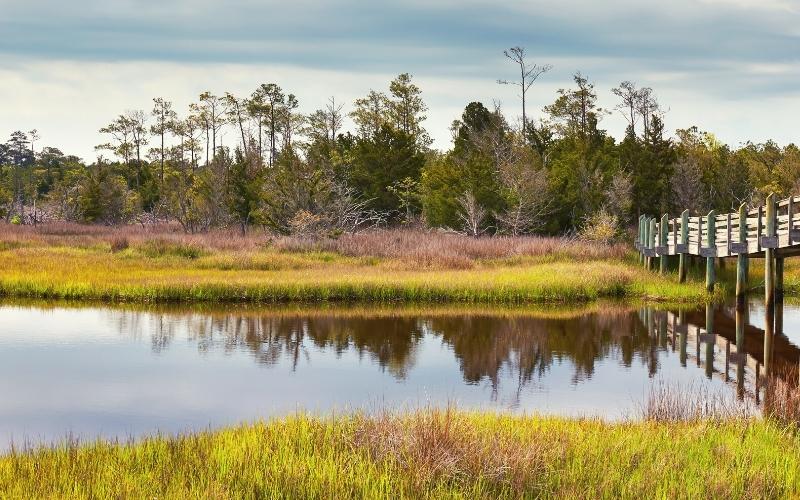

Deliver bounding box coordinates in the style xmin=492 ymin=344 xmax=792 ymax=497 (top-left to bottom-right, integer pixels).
xmin=706 ymin=210 xmax=716 ymax=293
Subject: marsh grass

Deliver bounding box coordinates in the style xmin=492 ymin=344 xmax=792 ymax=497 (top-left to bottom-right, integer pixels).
xmin=639 ymin=380 xmax=757 ymax=423
xmin=0 ymin=223 xmax=713 ymax=304
xmin=0 ymin=408 xmax=797 ymax=499
xmin=764 ymin=367 xmax=800 ymax=429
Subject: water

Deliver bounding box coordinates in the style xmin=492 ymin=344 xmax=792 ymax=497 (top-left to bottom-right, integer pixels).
xmin=0 ymin=300 xmax=797 ymax=449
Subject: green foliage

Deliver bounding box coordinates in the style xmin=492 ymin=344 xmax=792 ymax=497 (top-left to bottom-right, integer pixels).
xmin=342 ymin=125 xmax=426 ymax=216
xmin=225 ymin=148 xmax=263 ymax=234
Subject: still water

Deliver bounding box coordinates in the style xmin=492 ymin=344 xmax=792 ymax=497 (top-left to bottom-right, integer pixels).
xmin=0 ymin=300 xmax=797 ymax=448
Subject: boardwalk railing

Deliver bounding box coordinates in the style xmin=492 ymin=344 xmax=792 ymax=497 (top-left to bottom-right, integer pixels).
xmin=635 ymin=193 xmax=792 ymax=298
xmin=635 ymin=195 xmax=800 ymax=260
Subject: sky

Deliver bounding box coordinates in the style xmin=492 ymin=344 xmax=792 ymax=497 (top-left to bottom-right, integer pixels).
xmin=1 ymin=0 xmax=799 ymax=160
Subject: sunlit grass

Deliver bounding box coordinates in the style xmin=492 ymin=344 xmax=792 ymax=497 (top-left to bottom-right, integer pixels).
xmin=0 ymin=244 xmax=713 ymax=303
xmin=0 ymin=409 xmax=797 ymax=499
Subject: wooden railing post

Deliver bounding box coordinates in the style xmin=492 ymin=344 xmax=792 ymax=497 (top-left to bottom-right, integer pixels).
xmin=736 ymin=203 xmax=748 ymax=304
xmin=659 ymin=213 xmax=669 ymax=274
xmin=637 ymin=215 xmax=644 ymax=265
xmin=648 ymin=217 xmax=657 ymax=271
xmin=678 ymin=210 xmax=689 ymax=283
xmin=643 ymin=217 xmax=650 ymax=269
xmin=705 ymin=210 xmax=716 ymax=293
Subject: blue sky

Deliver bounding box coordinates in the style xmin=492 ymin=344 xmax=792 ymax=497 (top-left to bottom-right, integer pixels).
xmin=1 ymin=0 xmax=798 ymax=159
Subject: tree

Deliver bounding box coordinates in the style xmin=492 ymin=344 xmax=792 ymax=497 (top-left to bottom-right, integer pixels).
xmin=223 ymin=93 xmax=250 ymax=154
xmin=421 ymin=102 xmax=506 ymax=229
xmin=544 ymin=72 xmax=605 ymax=141
xmin=151 ymin=98 xmax=176 ymax=185
xmin=497 ymin=46 xmax=551 ymax=135
xmin=198 ymin=92 xmax=226 ymax=160
xmin=457 ymin=190 xmax=489 ymax=236
xmin=251 ymin=83 xmax=285 ymax=167
xmin=351 ymin=90 xmax=390 ymax=138
xmin=388 ymin=73 xmax=429 ymax=145
xmin=225 ymin=148 xmax=262 ymax=234
xmin=344 ymin=125 xmax=426 ymax=216
xmin=611 ymin=81 xmax=641 ymax=135
xmin=306 ymin=97 xmax=344 ymax=145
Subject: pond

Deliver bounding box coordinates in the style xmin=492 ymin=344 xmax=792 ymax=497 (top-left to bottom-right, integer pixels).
xmin=0 ymin=300 xmax=797 ymax=449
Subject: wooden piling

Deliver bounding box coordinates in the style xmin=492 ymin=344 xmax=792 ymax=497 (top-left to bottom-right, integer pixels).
xmin=765 ymin=193 xmax=776 ymax=310
xmin=678 ymin=310 xmax=687 ymax=367
xmin=764 ymin=193 xmax=776 ymax=376
xmin=735 ymin=301 xmax=745 ymax=399
xmin=705 ymin=303 xmax=714 ymax=379
xmin=678 ymin=210 xmax=689 ymax=283
xmin=705 ymin=210 xmax=716 ymax=293
xmin=736 ymin=203 xmax=748 ymax=304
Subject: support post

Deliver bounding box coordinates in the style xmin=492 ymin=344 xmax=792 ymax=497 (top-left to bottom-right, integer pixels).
xmin=705 ymin=303 xmax=714 ymax=379
xmin=705 ymin=210 xmax=716 ymax=293
xmin=736 ymin=203 xmax=748 ymax=305
xmin=678 ymin=210 xmax=689 ymax=283
xmin=764 ymin=193 xmax=776 ymax=377
xmin=735 ymin=301 xmax=745 ymax=399
xmin=678 ymin=310 xmax=687 ymax=367
xmin=659 ymin=213 xmax=669 ymax=275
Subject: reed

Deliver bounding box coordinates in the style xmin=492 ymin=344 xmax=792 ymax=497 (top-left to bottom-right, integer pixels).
xmin=0 ymin=409 xmax=796 ymax=499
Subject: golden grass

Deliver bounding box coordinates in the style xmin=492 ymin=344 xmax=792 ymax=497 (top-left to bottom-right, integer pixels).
xmin=0 ymin=409 xmax=797 ymax=499
xmin=0 ymin=243 xmax=714 ymax=303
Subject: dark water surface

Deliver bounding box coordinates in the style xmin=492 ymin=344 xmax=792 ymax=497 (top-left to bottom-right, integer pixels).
xmin=0 ymin=300 xmax=797 ymax=448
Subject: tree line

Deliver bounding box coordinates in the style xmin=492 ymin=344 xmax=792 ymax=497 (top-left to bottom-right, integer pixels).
xmin=1 ymin=48 xmax=798 ymax=238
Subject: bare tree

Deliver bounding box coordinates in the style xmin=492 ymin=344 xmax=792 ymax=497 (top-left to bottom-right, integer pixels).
xmin=325 ymin=97 xmax=344 ymax=142
xmin=497 ymin=46 xmax=552 ymax=135
xmin=636 ymin=87 xmax=660 ymax=139
xmin=496 ymin=165 xmax=551 ymax=236
xmin=611 ymin=81 xmax=640 ymax=134
xmin=671 ymin=158 xmax=707 ymax=214
xmin=457 ymin=191 xmax=490 ymax=237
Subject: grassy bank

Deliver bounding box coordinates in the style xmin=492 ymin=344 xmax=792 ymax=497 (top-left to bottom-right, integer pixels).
xmin=0 ymin=224 xmax=717 ymax=304
xmin=0 ymin=409 xmax=797 ymax=499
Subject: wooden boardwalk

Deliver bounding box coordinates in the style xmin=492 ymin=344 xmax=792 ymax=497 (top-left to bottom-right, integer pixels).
xmin=636 ymin=194 xmax=800 ymax=259
xmin=634 ymin=193 xmax=800 ymax=379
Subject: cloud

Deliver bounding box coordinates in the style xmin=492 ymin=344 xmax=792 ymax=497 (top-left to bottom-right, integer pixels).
xmin=1 ymin=0 xmax=799 ymax=157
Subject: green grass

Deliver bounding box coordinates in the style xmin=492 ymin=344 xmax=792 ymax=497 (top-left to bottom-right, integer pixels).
xmin=0 ymin=410 xmax=797 ymax=499
xmin=0 ymin=244 xmax=718 ymax=304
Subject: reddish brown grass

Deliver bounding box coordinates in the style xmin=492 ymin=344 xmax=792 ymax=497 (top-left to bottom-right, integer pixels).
xmin=0 ymin=223 xmax=627 ymax=268
xmin=764 ymin=367 xmax=800 ymax=429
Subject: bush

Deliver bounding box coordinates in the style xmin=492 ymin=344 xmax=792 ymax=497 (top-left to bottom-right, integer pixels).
xmin=580 ymin=209 xmax=620 ymax=245
xmin=109 ymin=236 xmax=129 ymax=253
xmin=10 ymin=215 xmax=21 ymax=225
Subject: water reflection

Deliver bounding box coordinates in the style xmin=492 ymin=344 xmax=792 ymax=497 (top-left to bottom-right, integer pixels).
xmin=0 ymin=300 xmax=797 ymax=448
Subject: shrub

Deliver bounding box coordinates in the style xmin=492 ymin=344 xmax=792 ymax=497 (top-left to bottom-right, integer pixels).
xmin=580 ymin=209 xmax=620 ymax=245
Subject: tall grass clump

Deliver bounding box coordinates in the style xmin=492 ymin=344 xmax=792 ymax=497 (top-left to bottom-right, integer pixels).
xmin=638 ymin=380 xmax=756 ymax=423
xmin=764 ymin=368 xmax=800 ymax=429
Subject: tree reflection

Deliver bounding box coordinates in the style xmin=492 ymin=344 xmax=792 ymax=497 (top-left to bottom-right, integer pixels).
xmin=107 ymin=307 xmax=666 ymax=392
